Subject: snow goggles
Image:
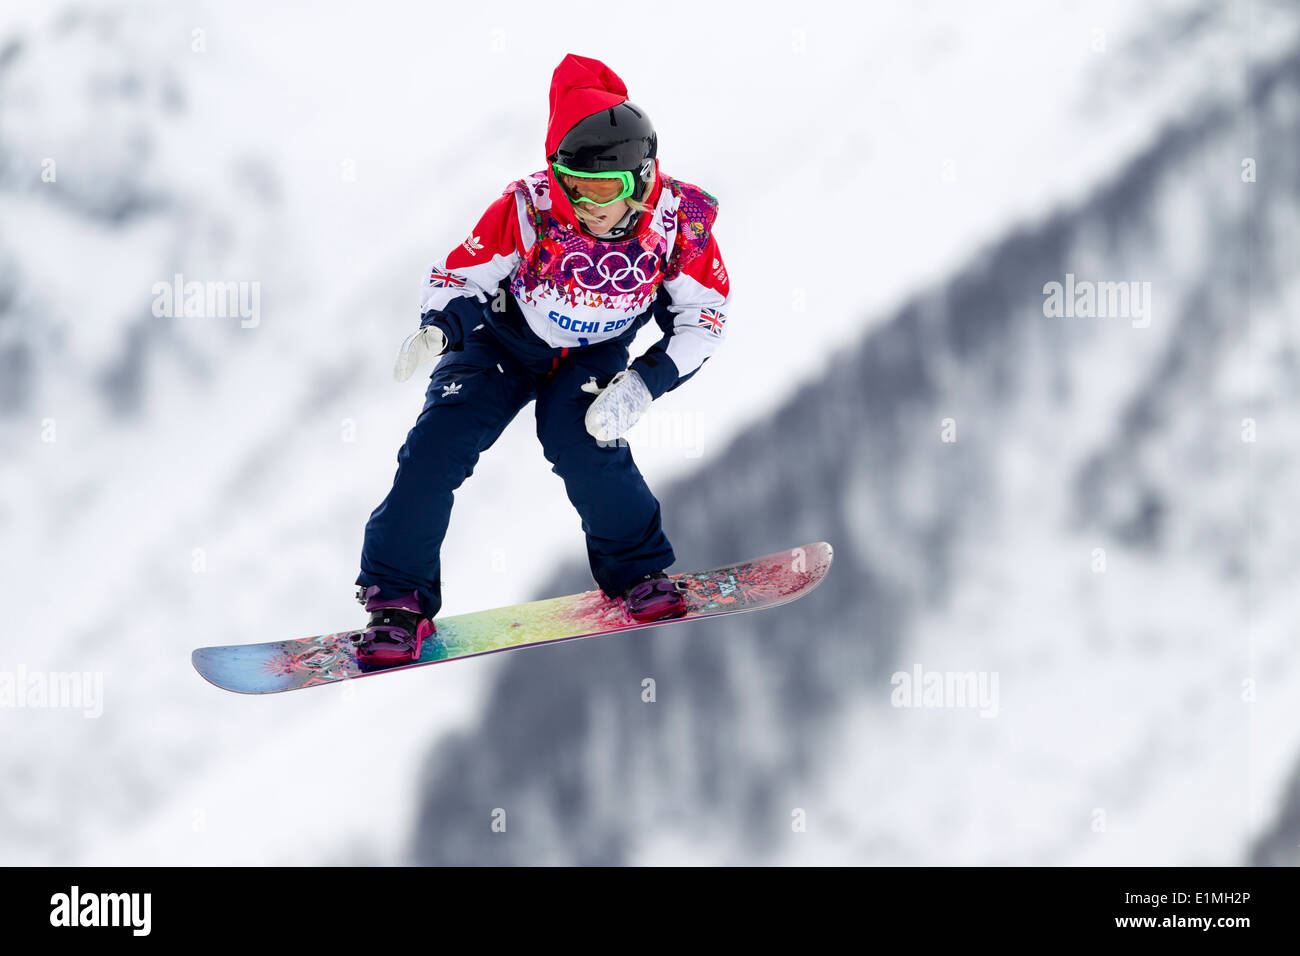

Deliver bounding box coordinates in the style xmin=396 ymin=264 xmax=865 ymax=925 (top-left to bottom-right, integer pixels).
xmin=552 ymin=161 xmax=637 ymax=207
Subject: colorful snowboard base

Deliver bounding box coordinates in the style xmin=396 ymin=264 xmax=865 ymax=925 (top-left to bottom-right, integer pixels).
xmin=192 ymin=541 xmax=833 ymax=695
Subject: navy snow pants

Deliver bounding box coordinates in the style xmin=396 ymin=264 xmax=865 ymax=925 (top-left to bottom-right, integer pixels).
xmin=356 ymin=324 xmax=675 ymax=618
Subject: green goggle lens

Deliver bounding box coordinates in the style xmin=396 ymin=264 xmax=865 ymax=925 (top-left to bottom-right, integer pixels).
xmin=552 ymin=162 xmax=636 ymax=207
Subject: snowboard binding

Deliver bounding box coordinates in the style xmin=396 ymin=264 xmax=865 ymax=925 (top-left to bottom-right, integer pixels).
xmin=622 ymin=572 xmax=688 ymax=623
xmin=351 ymin=585 xmax=435 ymax=668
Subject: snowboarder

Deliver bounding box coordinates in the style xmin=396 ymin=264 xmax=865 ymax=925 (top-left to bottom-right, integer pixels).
xmin=352 ymin=53 xmax=732 ymax=668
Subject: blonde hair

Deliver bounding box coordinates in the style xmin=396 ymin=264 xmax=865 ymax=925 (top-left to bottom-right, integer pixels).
xmin=570 ymin=177 xmax=655 ymax=233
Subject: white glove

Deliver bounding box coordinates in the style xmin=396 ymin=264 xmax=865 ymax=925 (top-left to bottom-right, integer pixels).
xmin=582 ymin=369 xmax=652 ymax=443
xmin=393 ymin=324 xmax=448 ymax=382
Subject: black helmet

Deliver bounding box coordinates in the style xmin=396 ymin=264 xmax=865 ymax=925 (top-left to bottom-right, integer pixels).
xmin=550 ymin=100 xmax=657 ymax=199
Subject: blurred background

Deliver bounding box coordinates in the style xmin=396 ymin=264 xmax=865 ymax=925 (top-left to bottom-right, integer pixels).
xmin=1 ymin=0 xmax=1297 ymax=865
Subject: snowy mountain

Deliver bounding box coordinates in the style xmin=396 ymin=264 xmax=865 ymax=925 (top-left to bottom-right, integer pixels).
xmin=1 ymin=0 xmax=1295 ymax=865
xmin=409 ymin=13 xmax=1300 ymax=865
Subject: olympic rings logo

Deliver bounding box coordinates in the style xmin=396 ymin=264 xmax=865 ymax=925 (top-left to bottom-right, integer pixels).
xmin=560 ymin=249 xmax=659 ymax=293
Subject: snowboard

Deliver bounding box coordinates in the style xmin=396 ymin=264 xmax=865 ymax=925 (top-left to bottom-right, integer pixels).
xmin=192 ymin=541 xmax=833 ymax=695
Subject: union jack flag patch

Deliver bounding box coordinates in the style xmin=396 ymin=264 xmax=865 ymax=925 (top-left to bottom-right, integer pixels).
xmin=698 ymin=308 xmax=726 ymax=335
xmin=429 ymin=266 xmax=467 ymax=289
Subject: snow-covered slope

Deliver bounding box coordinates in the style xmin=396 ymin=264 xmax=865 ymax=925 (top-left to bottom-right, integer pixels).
xmin=408 ymin=10 xmax=1300 ymax=865
xmin=1 ymin=0 xmax=1291 ymax=865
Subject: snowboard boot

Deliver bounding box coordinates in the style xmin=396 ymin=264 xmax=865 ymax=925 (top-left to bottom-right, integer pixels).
xmin=351 ymin=585 xmax=435 ymax=668
xmin=622 ymin=571 xmax=687 ymax=623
